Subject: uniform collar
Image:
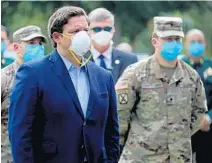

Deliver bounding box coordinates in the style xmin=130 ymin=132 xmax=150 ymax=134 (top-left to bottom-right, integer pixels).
xmin=150 ymin=55 xmax=184 ymax=84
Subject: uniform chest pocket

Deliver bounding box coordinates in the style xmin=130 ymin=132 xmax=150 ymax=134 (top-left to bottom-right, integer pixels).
xmin=137 ymin=83 xmax=163 ymax=120
xmin=140 ymin=83 xmax=163 ymax=103
xmin=178 ymin=82 xmax=196 ymax=102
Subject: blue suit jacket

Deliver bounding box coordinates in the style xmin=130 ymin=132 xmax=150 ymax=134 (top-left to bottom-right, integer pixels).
xmin=8 ymin=50 xmax=120 ymax=163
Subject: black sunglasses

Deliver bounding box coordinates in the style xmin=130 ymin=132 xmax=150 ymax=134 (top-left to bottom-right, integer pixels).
xmin=91 ymin=26 xmax=112 ymax=33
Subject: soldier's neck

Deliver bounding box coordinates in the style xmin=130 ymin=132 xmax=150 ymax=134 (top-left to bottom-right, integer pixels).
xmin=16 ymin=57 xmax=24 ymax=65
xmin=155 ymin=53 xmax=177 ymax=68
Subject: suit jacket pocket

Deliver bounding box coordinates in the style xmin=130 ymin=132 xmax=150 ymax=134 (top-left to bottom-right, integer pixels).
xmin=100 ymin=93 xmax=109 ymax=99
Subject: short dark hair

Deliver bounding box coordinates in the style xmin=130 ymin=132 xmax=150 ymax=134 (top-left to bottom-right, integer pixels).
xmin=47 ymin=6 xmax=88 ymax=48
xmin=152 ymin=33 xmax=158 ymax=39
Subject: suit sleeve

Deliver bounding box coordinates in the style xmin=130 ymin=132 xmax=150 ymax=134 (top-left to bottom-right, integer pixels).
xmin=191 ymin=76 xmax=208 ymax=135
xmin=8 ymin=64 xmax=38 ymax=163
xmin=105 ymin=73 xmax=120 ymax=163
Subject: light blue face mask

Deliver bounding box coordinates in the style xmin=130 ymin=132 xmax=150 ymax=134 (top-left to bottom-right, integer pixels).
xmin=161 ymin=41 xmax=183 ymax=62
xmin=1 ymin=40 xmax=7 ymax=55
xmin=22 ymin=44 xmax=45 ymax=62
xmin=189 ymin=41 xmax=205 ymax=57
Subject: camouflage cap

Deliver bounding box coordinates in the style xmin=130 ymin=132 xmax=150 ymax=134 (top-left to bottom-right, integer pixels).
xmin=13 ymin=25 xmax=47 ymax=43
xmin=153 ymin=16 xmax=184 ymax=38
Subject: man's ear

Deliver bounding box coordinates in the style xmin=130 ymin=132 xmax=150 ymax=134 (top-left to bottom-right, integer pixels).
xmin=152 ymin=38 xmax=157 ymax=48
xmin=13 ymin=43 xmax=19 ymax=51
xmin=52 ymin=32 xmax=62 ymax=45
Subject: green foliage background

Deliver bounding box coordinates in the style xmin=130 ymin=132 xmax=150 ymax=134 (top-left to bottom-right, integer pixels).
xmin=2 ymin=1 xmax=212 ymax=57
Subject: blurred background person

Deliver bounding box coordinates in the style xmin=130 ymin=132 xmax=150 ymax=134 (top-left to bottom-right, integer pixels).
xmin=182 ymin=29 xmax=212 ymax=163
xmin=1 ymin=25 xmax=46 ymax=163
xmin=1 ymin=25 xmax=15 ymax=68
xmin=2 ymin=42 xmax=17 ymax=68
xmin=87 ymin=8 xmax=137 ymax=83
xmin=116 ymin=42 xmax=133 ymax=53
xmin=1 ymin=25 xmax=9 ymax=55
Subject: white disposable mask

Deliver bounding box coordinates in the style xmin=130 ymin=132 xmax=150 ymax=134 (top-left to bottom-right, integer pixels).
xmin=91 ymin=31 xmax=113 ymax=46
xmin=69 ymin=31 xmax=91 ymax=57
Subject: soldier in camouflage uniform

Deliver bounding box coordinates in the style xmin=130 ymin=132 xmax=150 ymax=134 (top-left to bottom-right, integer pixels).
xmin=1 ymin=25 xmax=46 ymax=163
xmin=116 ymin=17 xmax=208 ymax=163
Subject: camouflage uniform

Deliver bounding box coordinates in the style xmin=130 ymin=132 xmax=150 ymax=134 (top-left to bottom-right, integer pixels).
xmin=116 ymin=17 xmax=207 ymax=163
xmin=1 ymin=62 xmax=19 ymax=163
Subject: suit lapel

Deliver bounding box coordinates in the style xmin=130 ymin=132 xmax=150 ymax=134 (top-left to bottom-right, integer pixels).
xmin=85 ymin=50 xmax=94 ymax=62
xmin=49 ymin=50 xmax=84 ymax=119
xmin=112 ymin=49 xmax=122 ymax=82
xmin=86 ymin=62 xmax=99 ymax=118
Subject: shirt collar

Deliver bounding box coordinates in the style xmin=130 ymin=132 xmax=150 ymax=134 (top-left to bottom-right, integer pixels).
xmin=189 ymin=57 xmax=204 ymax=65
xmin=59 ymin=53 xmax=87 ymax=71
xmin=91 ymin=42 xmax=113 ymax=61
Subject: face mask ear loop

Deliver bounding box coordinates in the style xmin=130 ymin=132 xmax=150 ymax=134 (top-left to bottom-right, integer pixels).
xmin=81 ymin=53 xmax=92 ymax=67
xmin=68 ymin=48 xmax=82 ymax=65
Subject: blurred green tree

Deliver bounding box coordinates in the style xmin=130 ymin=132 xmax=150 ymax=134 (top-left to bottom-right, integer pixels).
xmin=1 ymin=1 xmax=212 ymax=56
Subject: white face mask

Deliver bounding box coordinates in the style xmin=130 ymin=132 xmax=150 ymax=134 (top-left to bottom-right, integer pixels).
xmin=69 ymin=31 xmax=91 ymax=57
xmin=91 ymin=31 xmax=113 ymax=46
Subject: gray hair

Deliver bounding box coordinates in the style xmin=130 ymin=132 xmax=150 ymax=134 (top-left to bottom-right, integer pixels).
xmin=47 ymin=6 xmax=88 ymax=48
xmin=88 ymin=8 xmax=114 ymax=26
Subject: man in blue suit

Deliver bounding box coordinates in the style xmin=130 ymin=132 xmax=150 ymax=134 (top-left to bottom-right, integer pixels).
xmin=8 ymin=6 xmax=120 ymax=163
xmin=87 ymin=8 xmax=137 ymax=83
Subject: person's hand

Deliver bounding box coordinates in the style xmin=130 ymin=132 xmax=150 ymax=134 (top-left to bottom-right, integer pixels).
xmin=200 ymin=115 xmax=211 ymax=132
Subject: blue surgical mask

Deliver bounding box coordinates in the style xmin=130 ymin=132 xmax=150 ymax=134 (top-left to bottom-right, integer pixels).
xmin=161 ymin=41 xmax=183 ymax=62
xmin=23 ymin=44 xmax=45 ymax=62
xmin=189 ymin=41 xmax=205 ymax=57
xmin=1 ymin=40 xmax=7 ymax=55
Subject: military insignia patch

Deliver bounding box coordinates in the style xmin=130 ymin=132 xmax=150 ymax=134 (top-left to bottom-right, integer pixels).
xmin=115 ymin=79 xmax=128 ymax=90
xmin=204 ymin=67 xmax=212 ymax=79
xmin=118 ymin=93 xmax=128 ymax=104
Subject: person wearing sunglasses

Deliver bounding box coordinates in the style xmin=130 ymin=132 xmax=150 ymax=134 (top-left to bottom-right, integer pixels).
xmin=87 ymin=8 xmax=137 ymax=83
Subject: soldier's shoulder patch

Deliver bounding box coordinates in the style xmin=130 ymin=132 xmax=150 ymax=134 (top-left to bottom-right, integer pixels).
xmin=118 ymin=92 xmax=128 ymax=104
